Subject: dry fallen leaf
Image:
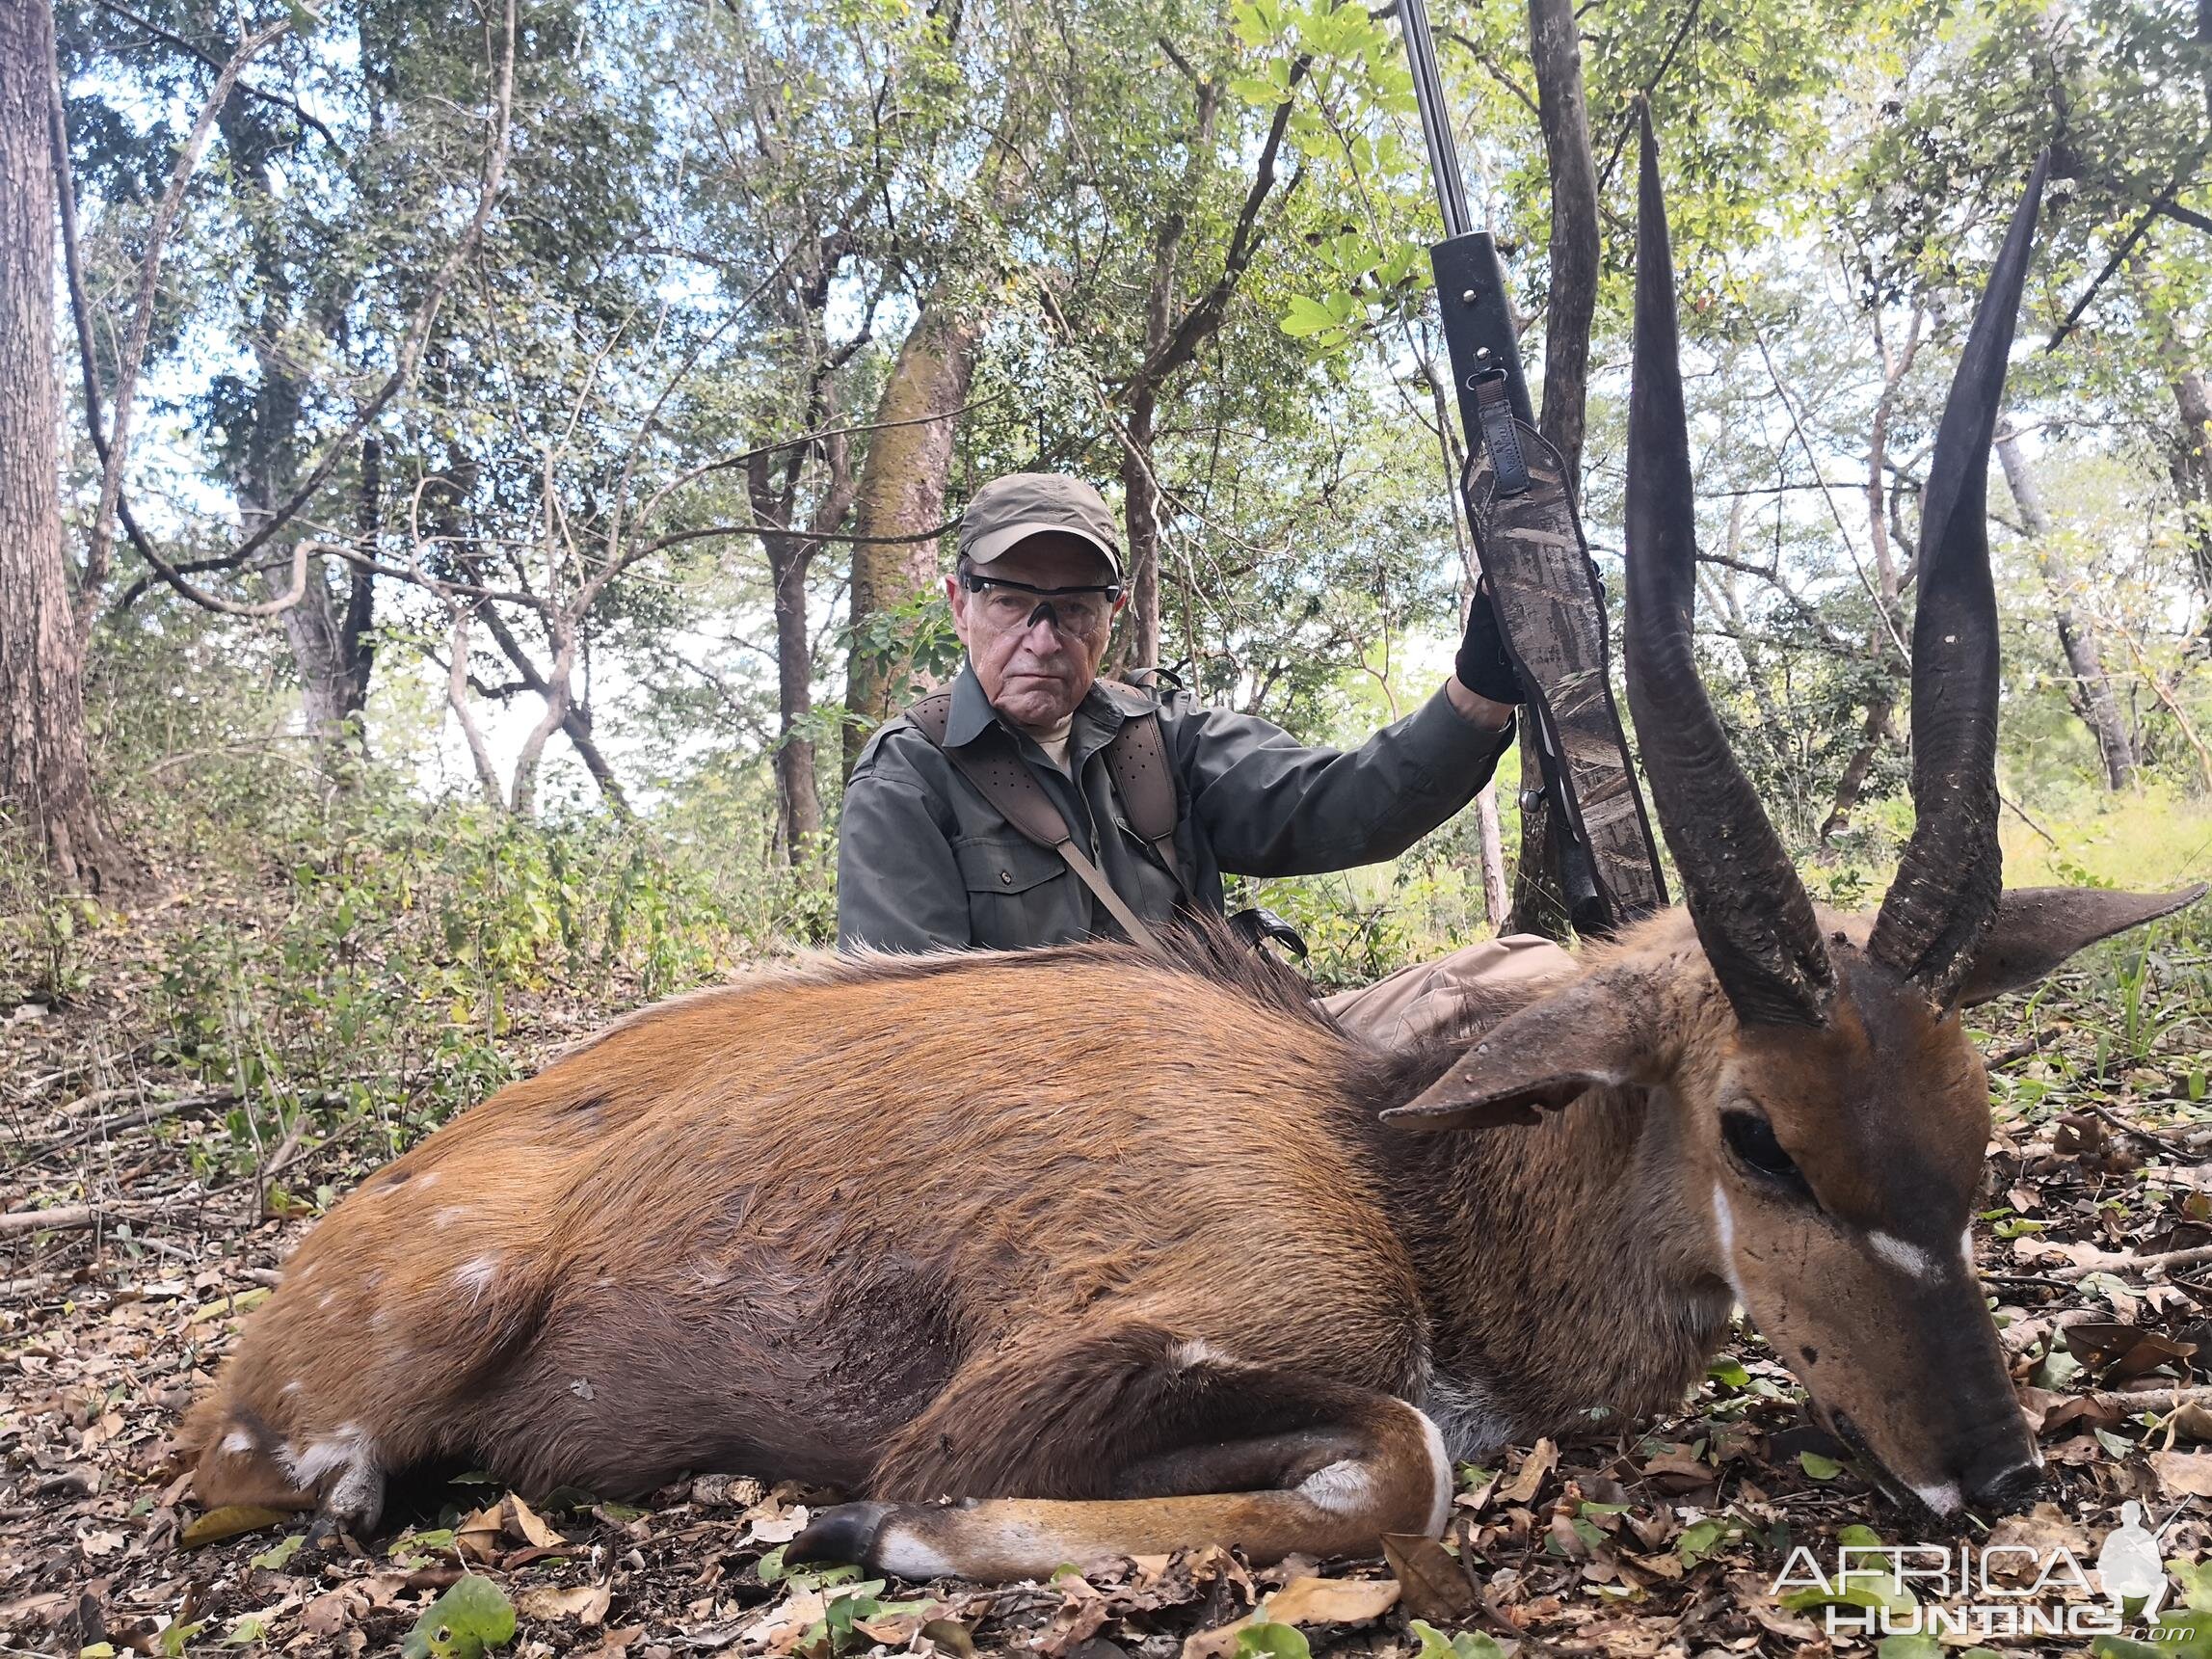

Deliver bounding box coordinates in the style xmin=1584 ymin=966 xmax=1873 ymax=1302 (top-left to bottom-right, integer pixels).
xmin=1381 ymin=1532 xmax=1476 ymax=1622
xmin=514 ymin=1580 xmax=610 ymax=1625
xmin=179 ymin=1505 xmax=291 ymax=1548
xmin=1499 ymin=1437 xmax=1559 ymax=1506
xmin=1179 ymin=1575 xmax=1400 ymax=1659
xmin=2151 ymin=1449 xmax=2212 ymax=1496
xmin=1261 ymin=1576 xmax=1400 ymax=1626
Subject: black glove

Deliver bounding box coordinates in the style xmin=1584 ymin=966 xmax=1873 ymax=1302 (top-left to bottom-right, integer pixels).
xmin=1454 ymin=579 xmax=1524 ymax=706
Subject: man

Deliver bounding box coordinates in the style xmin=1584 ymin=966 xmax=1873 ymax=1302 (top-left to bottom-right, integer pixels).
xmin=837 ymin=472 xmax=1571 ymax=1044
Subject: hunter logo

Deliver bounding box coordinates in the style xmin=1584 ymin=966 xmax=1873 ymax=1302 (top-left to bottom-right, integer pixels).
xmin=1769 ymin=1509 xmax=2182 ymax=1640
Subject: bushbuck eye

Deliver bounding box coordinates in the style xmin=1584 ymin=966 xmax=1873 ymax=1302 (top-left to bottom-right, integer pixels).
xmin=1721 ymin=1110 xmax=1814 ymax=1200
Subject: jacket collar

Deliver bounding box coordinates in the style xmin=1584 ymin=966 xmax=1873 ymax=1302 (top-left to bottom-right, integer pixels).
xmin=945 ymin=661 xmax=1150 ymax=754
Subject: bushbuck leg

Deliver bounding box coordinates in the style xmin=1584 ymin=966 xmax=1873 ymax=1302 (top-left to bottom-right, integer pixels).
xmin=788 ymin=1325 xmax=1450 ymax=1580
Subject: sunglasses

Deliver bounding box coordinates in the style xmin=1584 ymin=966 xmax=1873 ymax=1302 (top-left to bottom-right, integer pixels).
xmin=958 ymin=571 xmax=1124 ymax=638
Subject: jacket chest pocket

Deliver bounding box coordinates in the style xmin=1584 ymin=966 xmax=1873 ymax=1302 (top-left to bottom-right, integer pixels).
xmin=952 ymin=834 xmax=1080 ymax=949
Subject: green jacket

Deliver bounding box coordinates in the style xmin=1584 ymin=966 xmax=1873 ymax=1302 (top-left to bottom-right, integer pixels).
xmin=836 ymin=663 xmax=1514 ymax=953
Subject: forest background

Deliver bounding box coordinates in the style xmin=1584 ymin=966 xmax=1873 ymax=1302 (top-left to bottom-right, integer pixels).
xmin=0 ymin=0 xmax=2208 ymax=1021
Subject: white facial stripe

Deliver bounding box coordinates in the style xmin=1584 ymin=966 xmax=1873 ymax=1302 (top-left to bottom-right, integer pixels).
xmin=1867 ymin=1231 xmax=1937 ymax=1276
xmin=1710 ymin=1182 xmax=1749 ymax=1307
xmin=1961 ymin=1226 xmax=1977 ymax=1273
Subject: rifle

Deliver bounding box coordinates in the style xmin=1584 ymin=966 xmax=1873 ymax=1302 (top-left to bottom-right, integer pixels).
xmin=1394 ymin=0 xmax=1666 ymax=936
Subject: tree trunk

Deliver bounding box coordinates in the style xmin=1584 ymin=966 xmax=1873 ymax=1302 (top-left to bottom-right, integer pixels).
xmin=767 ymin=531 xmax=820 ymax=852
xmin=1526 ymin=0 xmax=1599 ymax=487
xmin=1996 ymin=423 xmax=2136 ymax=789
xmin=1507 ymin=0 xmax=1601 ymax=936
xmin=2175 ymin=370 xmax=2212 ymax=614
xmin=841 ymin=292 xmax=982 ymax=771
xmin=1119 ymin=388 xmax=1163 ymax=672
xmin=217 ymin=84 xmax=367 ymax=749
xmin=0 ymin=0 xmax=124 ymax=891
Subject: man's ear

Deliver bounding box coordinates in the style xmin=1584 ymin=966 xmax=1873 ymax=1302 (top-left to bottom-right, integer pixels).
xmin=1957 ymin=884 xmax=2208 ymax=1006
xmin=1380 ymin=970 xmax=1653 ymax=1132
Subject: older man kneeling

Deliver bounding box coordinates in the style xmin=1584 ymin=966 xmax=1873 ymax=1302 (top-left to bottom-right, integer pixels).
xmin=836 ymin=471 xmax=1571 ymax=1045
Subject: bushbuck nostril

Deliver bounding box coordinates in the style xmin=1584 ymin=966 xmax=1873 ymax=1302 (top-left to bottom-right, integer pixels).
xmin=1966 ymin=1458 xmax=2043 ymax=1514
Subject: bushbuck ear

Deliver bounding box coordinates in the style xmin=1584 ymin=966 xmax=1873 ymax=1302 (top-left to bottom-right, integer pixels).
xmin=1956 ymin=884 xmax=2208 ymax=1005
xmin=1380 ymin=974 xmax=1649 ymax=1133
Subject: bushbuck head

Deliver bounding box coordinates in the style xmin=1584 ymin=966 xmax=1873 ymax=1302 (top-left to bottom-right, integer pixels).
xmin=1384 ymin=118 xmax=2203 ymax=1522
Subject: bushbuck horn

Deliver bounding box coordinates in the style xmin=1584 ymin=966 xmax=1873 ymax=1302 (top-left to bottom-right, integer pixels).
xmin=1623 ymin=108 xmax=1834 ymax=1028
xmin=1868 ymin=152 xmax=2051 ymax=1003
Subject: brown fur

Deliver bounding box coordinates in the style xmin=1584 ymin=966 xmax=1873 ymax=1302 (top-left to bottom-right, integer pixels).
xmin=184 ymin=890 xmax=2192 ymax=1575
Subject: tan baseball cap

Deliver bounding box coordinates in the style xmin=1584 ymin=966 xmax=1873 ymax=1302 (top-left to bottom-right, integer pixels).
xmin=957 ymin=473 xmax=1123 ymax=580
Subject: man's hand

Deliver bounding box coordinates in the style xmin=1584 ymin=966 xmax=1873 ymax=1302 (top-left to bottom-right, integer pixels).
xmin=1449 ymin=579 xmax=1521 ymax=729
xmin=1454 ymin=579 xmax=1523 ymax=706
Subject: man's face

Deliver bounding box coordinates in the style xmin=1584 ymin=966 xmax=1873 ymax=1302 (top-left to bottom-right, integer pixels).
xmin=946 ymin=535 xmax=1126 ymax=734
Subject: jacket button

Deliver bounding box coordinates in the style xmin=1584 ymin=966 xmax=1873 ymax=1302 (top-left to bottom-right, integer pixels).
xmin=999 ymin=870 xmax=1013 ymax=885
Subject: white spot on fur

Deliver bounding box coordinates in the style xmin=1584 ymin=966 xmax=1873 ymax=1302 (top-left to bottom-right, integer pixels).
xmin=317 ymin=1292 xmax=335 ymax=1310
xmin=873 ymin=1527 xmax=957 ymax=1580
xmin=416 ymin=1172 xmax=440 ymax=1190
xmin=282 ymin=1379 xmax=303 ymax=1395
xmin=1961 ymin=1226 xmax=1977 ymax=1273
xmin=1710 ymin=1183 xmax=1750 ymax=1306
xmin=1912 ymin=1478 xmax=1962 ymax=1516
xmin=221 ymin=1430 xmax=255 ymax=1455
xmin=295 ymin=1259 xmax=319 ymax=1279
xmin=1169 ymin=1340 xmax=1223 ymax=1370
xmin=1297 ymin=1458 xmax=1373 ymax=1517
xmin=1867 ymin=1231 xmax=1936 ymax=1276
xmin=280 ymin=1423 xmax=372 ymax=1490
xmin=432 ymin=1206 xmax=468 ymax=1228
xmin=456 ymin=1254 xmax=500 ymax=1298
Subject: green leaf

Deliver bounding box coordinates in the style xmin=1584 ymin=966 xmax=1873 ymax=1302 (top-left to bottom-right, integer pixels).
xmin=1877 ymin=1637 xmax=1944 ymax=1659
xmin=756 ymin=1543 xmax=790 ymax=1584
xmin=401 ymin=1574 xmax=516 ymax=1659
xmin=1799 ymin=1452 xmax=1843 ymax=1480
xmin=1676 ymin=1519 xmax=1725 ymax=1565
xmin=1228 ymin=76 xmax=1283 ymax=106
xmin=1233 ymin=1623 xmax=1312 ymax=1659
xmin=250 ymin=1535 xmax=305 ymax=1571
xmin=1407 ymin=1621 xmax=1507 ymax=1659
xmin=1279 ymin=296 xmax=1339 ymax=337
xmin=2173 ymin=1557 xmax=2212 ymax=1612
xmin=1706 ymin=1357 xmax=1751 ymax=1387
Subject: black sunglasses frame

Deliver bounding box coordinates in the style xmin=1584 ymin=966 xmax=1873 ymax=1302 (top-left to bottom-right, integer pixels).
xmin=957 ymin=571 xmax=1124 ymax=603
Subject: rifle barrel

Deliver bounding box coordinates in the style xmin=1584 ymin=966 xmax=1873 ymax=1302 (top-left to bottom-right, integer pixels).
xmin=1396 ymin=0 xmax=1472 ymax=240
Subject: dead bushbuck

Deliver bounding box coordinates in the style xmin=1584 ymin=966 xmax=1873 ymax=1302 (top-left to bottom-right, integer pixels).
xmin=185 ymin=127 xmax=2200 ymax=1581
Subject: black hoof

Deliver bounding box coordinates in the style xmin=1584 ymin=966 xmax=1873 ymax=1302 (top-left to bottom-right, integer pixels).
xmin=786 ymin=1501 xmax=895 ymax=1567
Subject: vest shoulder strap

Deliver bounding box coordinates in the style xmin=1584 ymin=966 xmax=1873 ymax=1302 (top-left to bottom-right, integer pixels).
xmin=899 ymin=690 xmax=1172 ymax=958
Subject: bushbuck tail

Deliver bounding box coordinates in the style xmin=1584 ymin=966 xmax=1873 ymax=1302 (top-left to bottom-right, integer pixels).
xmin=184 ymin=126 xmax=2201 ymax=1581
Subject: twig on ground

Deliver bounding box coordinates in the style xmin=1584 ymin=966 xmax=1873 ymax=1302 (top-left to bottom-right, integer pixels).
xmin=2089 ymin=1102 xmax=2196 ymax=1161
xmin=2052 ymin=1244 xmax=2212 ymax=1284
xmin=1990 ymin=1028 xmax=2065 ymax=1067
xmin=16 ymin=1090 xmax=238 ymax=1168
